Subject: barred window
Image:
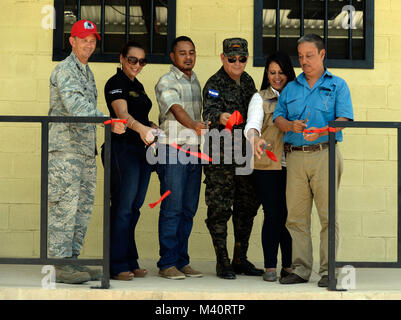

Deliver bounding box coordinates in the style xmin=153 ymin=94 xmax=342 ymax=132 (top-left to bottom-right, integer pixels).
xmin=53 ymin=0 xmax=176 ymax=63
xmin=253 ymin=0 xmax=374 ymax=68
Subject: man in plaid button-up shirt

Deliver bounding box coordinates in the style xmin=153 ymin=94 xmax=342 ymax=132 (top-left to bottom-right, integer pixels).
xmin=154 ymin=36 xmax=207 ymax=280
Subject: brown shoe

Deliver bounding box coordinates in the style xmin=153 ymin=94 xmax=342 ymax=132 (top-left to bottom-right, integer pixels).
xmin=159 ymin=266 xmax=185 ymax=280
xmin=132 ymin=268 xmax=147 ymax=278
xmin=180 ymin=265 xmax=203 ymax=278
xmin=112 ymin=271 xmax=134 ymax=281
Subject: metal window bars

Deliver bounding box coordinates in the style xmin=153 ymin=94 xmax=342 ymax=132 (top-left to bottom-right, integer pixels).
xmin=253 ymin=0 xmax=374 ymax=68
xmin=54 ymin=0 xmax=176 ymax=63
xmin=0 ymin=116 xmax=112 ymax=289
xmin=328 ymin=121 xmax=401 ymax=291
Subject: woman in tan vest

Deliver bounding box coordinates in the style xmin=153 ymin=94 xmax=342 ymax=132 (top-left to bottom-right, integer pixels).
xmin=245 ymin=52 xmax=295 ymax=282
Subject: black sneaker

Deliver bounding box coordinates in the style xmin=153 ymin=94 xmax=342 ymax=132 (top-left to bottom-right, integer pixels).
xmin=318 ymin=275 xmax=329 ymax=287
xmin=279 ymin=273 xmax=308 ymax=284
xmin=216 ymin=263 xmax=236 ymax=279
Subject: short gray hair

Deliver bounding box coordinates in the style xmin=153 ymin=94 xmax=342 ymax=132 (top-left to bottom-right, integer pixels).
xmin=297 ymin=34 xmax=325 ymax=52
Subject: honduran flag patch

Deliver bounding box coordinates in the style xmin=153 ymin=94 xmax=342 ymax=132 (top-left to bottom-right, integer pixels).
xmin=208 ymin=89 xmax=219 ymax=98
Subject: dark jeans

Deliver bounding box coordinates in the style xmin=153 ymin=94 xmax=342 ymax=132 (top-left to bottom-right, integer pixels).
xmin=102 ymin=139 xmax=152 ymax=276
xmin=156 ymin=145 xmax=202 ymax=270
xmin=252 ymin=168 xmax=292 ymax=269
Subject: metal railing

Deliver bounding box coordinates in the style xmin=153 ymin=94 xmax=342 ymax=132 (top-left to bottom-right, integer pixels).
xmin=0 ymin=116 xmax=111 ymax=289
xmin=328 ymin=121 xmax=401 ymax=291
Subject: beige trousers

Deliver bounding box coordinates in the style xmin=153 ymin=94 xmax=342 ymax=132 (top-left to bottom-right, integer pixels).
xmin=285 ymin=146 xmax=343 ymax=280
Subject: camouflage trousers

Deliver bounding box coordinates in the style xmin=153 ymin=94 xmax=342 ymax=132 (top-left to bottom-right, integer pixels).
xmin=47 ymin=151 xmax=97 ymax=258
xmin=203 ymin=165 xmax=260 ymax=252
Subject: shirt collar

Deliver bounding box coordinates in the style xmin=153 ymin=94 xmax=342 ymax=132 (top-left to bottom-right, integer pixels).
xmin=271 ymin=86 xmax=280 ymax=97
xmin=70 ymin=51 xmax=88 ymax=73
xmin=170 ymin=65 xmax=196 ymax=81
xmin=218 ymin=66 xmax=246 ymax=84
xmin=117 ymin=67 xmax=136 ymax=84
xmin=296 ymin=68 xmax=333 ymax=88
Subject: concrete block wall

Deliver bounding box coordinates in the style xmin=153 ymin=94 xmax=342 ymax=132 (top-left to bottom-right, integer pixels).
xmin=0 ymin=0 xmax=399 ymax=269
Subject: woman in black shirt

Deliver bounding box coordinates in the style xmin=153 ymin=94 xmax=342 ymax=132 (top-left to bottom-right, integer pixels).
xmin=104 ymin=41 xmax=156 ymax=281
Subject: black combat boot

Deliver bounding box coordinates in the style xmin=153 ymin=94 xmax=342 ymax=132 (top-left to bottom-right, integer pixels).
xmin=231 ymin=242 xmax=264 ymax=276
xmin=214 ymin=246 xmax=236 ymax=280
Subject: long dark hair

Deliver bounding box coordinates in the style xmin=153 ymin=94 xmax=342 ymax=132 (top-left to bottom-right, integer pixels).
xmin=260 ymin=51 xmax=296 ymax=91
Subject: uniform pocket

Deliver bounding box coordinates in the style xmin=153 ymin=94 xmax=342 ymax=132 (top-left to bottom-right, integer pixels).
xmin=317 ymin=87 xmax=335 ymax=116
xmin=286 ymin=95 xmax=304 ymax=120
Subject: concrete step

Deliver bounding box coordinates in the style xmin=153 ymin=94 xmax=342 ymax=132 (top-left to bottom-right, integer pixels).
xmin=0 ymin=261 xmax=401 ymax=300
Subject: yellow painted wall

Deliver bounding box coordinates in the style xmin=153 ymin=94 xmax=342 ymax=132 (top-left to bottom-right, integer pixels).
xmin=0 ymin=0 xmax=399 ymax=268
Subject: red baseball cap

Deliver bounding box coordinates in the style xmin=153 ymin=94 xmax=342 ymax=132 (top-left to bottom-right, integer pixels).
xmin=71 ymin=20 xmax=101 ymax=40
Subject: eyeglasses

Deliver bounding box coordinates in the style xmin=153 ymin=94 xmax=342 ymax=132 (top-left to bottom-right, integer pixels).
xmin=126 ymin=56 xmax=147 ymax=66
xmin=227 ymin=56 xmax=248 ymax=64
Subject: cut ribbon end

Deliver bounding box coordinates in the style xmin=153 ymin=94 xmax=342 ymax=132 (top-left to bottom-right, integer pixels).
xmin=149 ymin=190 xmax=172 ymax=209
xmin=225 ymin=110 xmax=243 ymax=132
xmin=265 ymin=149 xmax=278 ymax=162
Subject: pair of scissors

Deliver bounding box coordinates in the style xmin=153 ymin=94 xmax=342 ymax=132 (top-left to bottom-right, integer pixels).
xmin=302 ymin=110 xmax=311 ymax=124
xmin=145 ymin=129 xmax=163 ymax=151
xmin=261 ymin=140 xmax=278 ymax=162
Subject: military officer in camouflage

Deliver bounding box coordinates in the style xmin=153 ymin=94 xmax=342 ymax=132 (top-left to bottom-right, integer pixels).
xmin=48 ymin=20 xmax=125 ymax=284
xmin=202 ymin=38 xmax=263 ymax=279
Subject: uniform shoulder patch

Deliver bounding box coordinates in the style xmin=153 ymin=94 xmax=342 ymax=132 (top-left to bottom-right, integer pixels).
xmin=208 ymin=89 xmax=219 ymax=98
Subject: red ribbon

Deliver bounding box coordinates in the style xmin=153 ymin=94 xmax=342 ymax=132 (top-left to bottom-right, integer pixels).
xmin=170 ymin=142 xmax=212 ymax=162
xmin=265 ymin=149 xmax=278 ymax=162
xmin=303 ymin=127 xmax=336 ymax=134
xmin=104 ymin=119 xmax=128 ymax=125
xmin=225 ymin=111 xmax=243 ymax=132
xmin=149 ymin=190 xmax=171 ymax=209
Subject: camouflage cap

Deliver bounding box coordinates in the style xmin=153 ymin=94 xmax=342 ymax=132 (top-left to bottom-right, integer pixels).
xmin=223 ymin=38 xmax=249 ymax=56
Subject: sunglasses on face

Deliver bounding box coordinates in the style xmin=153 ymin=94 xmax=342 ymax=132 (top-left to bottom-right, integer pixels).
xmin=227 ymin=56 xmax=248 ymax=63
xmin=126 ymin=56 xmax=147 ymax=66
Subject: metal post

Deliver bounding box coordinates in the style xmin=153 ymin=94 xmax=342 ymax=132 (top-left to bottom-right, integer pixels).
xmin=328 ymin=127 xmax=337 ymax=291
xmin=101 ymin=123 xmax=112 ymax=289
xmin=150 ymin=0 xmax=155 ymax=54
xmin=101 ymin=0 xmax=105 ymax=54
xmin=348 ymin=0 xmax=353 ymax=59
xmin=126 ymin=0 xmax=130 ymax=42
xmin=40 ymin=121 xmax=49 ymax=261
xmin=398 ymin=128 xmax=401 ymax=265
xmin=275 ymin=0 xmax=280 ymax=51
xmin=324 ymin=0 xmax=328 ymax=53
xmin=77 ymin=0 xmax=81 ymax=21
xmin=300 ymin=0 xmax=304 ymax=37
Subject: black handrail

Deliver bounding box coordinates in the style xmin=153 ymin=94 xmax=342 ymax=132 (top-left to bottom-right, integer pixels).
xmin=0 ymin=116 xmax=111 ymax=289
xmin=328 ymin=121 xmax=401 ymax=291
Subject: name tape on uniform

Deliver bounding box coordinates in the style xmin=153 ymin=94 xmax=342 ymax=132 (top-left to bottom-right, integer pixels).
xmin=109 ymin=89 xmax=123 ymax=95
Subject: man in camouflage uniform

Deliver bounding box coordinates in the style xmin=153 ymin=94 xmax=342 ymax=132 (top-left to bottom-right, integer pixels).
xmin=48 ymin=20 xmax=125 ymax=284
xmin=202 ymin=38 xmax=263 ymax=279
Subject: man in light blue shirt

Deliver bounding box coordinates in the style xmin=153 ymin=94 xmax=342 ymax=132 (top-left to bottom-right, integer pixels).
xmin=273 ymin=34 xmax=353 ymax=287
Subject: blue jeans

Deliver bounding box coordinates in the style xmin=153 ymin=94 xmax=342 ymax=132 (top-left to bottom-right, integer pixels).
xmin=105 ymin=139 xmax=152 ymax=276
xmin=156 ymin=145 xmax=202 ymax=270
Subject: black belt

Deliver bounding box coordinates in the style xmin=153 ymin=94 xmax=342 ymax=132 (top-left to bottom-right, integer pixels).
xmin=284 ymin=141 xmax=335 ymax=153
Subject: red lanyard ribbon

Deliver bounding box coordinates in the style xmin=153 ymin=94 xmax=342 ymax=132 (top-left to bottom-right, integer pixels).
xmin=303 ymin=127 xmax=336 ymax=134
xmin=225 ymin=111 xmax=243 ymax=132
xmin=149 ymin=190 xmax=171 ymax=208
xmin=170 ymin=142 xmax=212 ymax=162
xmin=104 ymin=119 xmax=128 ymax=125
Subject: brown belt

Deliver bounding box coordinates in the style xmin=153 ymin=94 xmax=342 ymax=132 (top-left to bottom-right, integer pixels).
xmin=284 ymin=142 xmax=333 ymax=153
